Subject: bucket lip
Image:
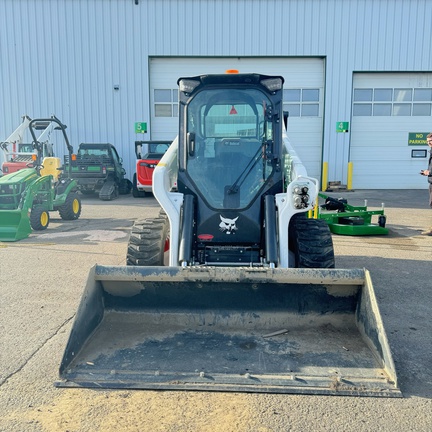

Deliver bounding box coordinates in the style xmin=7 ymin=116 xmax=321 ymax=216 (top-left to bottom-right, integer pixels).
xmin=94 ymin=264 xmax=366 ymax=285
xmin=55 ymin=370 xmax=402 ymax=397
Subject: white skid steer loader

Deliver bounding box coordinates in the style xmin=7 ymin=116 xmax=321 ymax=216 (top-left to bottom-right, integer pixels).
xmin=57 ymin=72 xmax=400 ymax=397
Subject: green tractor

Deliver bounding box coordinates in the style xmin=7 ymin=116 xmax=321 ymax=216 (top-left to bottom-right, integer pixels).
xmin=0 ymin=116 xmax=82 ymax=242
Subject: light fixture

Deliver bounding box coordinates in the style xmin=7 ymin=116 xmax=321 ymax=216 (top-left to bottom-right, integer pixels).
xmin=261 ymin=77 xmax=283 ymax=92
xmin=178 ymin=79 xmax=200 ymax=93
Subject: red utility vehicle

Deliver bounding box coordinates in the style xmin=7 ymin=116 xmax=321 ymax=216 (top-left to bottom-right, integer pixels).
xmin=132 ymin=140 xmax=171 ymax=197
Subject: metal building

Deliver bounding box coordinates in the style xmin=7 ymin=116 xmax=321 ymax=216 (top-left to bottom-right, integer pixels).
xmin=1 ymin=0 xmax=431 ymax=189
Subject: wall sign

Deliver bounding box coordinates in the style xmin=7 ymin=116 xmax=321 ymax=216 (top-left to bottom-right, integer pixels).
xmin=135 ymin=122 xmax=147 ymax=134
xmin=336 ymin=122 xmax=349 ymax=133
xmin=408 ymin=132 xmax=429 ymax=145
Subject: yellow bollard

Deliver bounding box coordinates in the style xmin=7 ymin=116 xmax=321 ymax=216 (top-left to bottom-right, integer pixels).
xmin=322 ymin=162 xmax=328 ymax=191
xmin=347 ymin=162 xmax=353 ymax=190
xmin=314 ymin=202 xmax=319 ymax=219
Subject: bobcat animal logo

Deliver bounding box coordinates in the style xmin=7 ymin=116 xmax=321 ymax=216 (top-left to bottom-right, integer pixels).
xmin=219 ymin=215 xmax=238 ymax=234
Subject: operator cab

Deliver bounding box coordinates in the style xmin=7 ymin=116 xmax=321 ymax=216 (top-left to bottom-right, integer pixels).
xmin=177 ymin=73 xmax=285 ymax=265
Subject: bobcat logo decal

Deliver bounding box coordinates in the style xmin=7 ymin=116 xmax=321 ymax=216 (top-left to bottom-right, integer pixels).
xmin=219 ymin=216 xmax=238 ymax=234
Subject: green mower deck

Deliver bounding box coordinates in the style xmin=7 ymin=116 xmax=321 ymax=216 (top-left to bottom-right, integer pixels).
xmin=317 ymin=193 xmax=389 ymax=236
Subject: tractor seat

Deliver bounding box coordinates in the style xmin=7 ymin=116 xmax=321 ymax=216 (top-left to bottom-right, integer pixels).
xmin=40 ymin=157 xmax=62 ymax=181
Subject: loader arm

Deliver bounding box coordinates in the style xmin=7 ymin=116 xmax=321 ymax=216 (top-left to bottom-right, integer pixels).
xmin=153 ymin=137 xmax=182 ymax=266
xmin=0 ymin=115 xmax=32 ymax=153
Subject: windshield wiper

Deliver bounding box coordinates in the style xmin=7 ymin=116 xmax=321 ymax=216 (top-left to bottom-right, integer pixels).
xmin=227 ymin=145 xmax=264 ymax=194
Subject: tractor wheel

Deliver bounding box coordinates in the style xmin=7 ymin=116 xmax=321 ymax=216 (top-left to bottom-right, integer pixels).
xmin=30 ymin=206 xmax=50 ymax=231
xmin=126 ymin=215 xmax=169 ymax=266
xmin=289 ymin=214 xmax=335 ymax=268
xmin=58 ymin=192 xmax=82 ymax=220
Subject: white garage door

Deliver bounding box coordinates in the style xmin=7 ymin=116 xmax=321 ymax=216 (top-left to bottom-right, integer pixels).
xmin=351 ymin=73 xmax=432 ymax=189
xmin=149 ymin=57 xmax=324 ymax=180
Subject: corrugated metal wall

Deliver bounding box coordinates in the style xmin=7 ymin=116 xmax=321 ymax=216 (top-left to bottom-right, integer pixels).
xmin=1 ymin=0 xmax=431 ymax=181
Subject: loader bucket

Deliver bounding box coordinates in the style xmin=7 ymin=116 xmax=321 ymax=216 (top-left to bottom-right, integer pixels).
xmin=0 ymin=209 xmax=31 ymax=241
xmin=56 ymin=266 xmax=401 ymax=397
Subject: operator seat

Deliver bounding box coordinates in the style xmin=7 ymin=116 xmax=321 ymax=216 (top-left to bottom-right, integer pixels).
xmin=40 ymin=157 xmax=62 ymax=181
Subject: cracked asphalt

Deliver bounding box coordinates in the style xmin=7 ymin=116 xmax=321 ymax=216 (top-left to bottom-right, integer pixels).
xmin=0 ymin=190 xmax=431 ymax=431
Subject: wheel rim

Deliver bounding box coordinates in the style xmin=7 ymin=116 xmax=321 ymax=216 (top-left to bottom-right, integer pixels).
xmin=72 ymin=198 xmax=80 ymax=214
xmin=41 ymin=211 xmax=49 ymax=227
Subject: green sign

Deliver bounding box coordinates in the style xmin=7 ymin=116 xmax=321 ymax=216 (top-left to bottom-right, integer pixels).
xmin=336 ymin=122 xmax=349 ymax=133
xmin=135 ymin=122 xmax=147 ymax=134
xmin=408 ymin=132 xmax=429 ymax=145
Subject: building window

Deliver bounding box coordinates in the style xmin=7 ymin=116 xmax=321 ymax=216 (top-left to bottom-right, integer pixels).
xmin=154 ymin=89 xmax=178 ymax=117
xmin=414 ymin=88 xmax=432 ymax=101
xmin=354 ymin=89 xmax=372 ymax=101
xmin=353 ymin=104 xmax=372 ymax=116
xmin=302 ymin=104 xmax=319 ymax=116
xmin=412 ymin=103 xmax=432 ymax=116
xmin=393 ymin=103 xmax=411 ymax=116
xmin=283 ymin=88 xmax=320 ymax=117
xmin=353 ymin=86 xmax=432 ymax=116
xmin=394 ymin=89 xmax=412 ymax=101
xmin=373 ymin=103 xmax=392 ymax=116
xmin=374 ymin=89 xmax=392 ymax=101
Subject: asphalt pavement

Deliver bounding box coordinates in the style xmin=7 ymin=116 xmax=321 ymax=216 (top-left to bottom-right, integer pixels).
xmin=0 ymin=190 xmax=431 ymax=432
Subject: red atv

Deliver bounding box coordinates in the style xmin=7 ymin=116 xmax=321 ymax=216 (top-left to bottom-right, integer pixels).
xmin=132 ymin=140 xmax=171 ymax=197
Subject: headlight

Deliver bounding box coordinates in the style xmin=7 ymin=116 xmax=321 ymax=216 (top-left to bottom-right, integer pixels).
xmin=178 ymin=79 xmax=200 ymax=94
xmin=292 ymin=183 xmax=310 ymax=209
xmin=294 ymin=196 xmax=303 ymax=207
xmin=261 ymin=77 xmax=283 ymax=92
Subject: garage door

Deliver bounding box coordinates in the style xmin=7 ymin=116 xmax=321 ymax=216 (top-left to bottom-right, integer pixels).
xmin=351 ymin=73 xmax=432 ymax=189
xmin=149 ymin=57 xmax=325 ymax=180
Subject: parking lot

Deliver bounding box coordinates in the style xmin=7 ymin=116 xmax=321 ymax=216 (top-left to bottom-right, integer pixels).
xmin=0 ymin=190 xmax=431 ymax=432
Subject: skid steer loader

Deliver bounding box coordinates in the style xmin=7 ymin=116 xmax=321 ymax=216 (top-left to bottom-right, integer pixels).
xmin=57 ymin=72 xmax=400 ymax=397
xmin=1 ymin=115 xmax=32 ymax=175
xmin=1 ymin=115 xmax=56 ymax=175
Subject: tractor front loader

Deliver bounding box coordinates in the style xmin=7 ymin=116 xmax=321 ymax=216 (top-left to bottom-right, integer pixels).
xmin=0 ymin=116 xmax=81 ymax=241
xmin=57 ymin=73 xmax=400 ymax=397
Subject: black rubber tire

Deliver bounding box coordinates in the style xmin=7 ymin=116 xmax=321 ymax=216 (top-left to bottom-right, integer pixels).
xmin=99 ymin=183 xmax=119 ymax=201
xmin=289 ymin=214 xmax=335 ymax=268
xmin=119 ymin=179 xmax=132 ymax=195
xmin=30 ymin=206 xmax=50 ymax=231
xmin=58 ymin=192 xmax=82 ymax=220
xmin=132 ymin=173 xmax=146 ymax=198
xmin=112 ymin=184 xmax=119 ymax=200
xmin=378 ymin=215 xmax=386 ymax=227
xmin=127 ymin=216 xmax=169 ymax=266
